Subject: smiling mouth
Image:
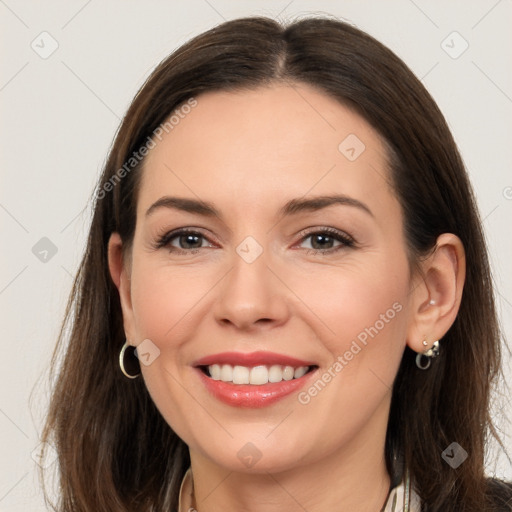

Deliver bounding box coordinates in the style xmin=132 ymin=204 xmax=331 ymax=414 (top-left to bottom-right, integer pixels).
xmin=198 ymin=364 xmax=318 ymax=385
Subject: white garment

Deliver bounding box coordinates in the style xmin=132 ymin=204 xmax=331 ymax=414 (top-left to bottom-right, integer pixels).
xmin=382 ymin=474 xmax=422 ymax=512
xmin=177 ymin=467 xmax=422 ymax=512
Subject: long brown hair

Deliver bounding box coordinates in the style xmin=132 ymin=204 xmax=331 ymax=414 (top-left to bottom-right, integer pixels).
xmin=40 ymin=15 xmax=512 ymax=511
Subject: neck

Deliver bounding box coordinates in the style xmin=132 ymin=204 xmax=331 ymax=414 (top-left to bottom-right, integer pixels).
xmin=187 ymin=403 xmax=393 ymax=512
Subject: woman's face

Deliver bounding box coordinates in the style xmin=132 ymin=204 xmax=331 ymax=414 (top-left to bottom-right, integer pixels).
xmin=116 ymin=83 xmax=417 ymax=473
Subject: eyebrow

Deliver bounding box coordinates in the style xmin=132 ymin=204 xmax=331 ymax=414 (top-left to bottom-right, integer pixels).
xmin=145 ymin=194 xmax=374 ymax=220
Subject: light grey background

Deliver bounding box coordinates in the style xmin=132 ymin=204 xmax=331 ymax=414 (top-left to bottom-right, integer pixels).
xmin=1 ymin=1 xmax=511 ymax=510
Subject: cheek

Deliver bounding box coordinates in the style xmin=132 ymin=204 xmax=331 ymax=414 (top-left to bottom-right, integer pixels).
xmin=289 ymin=263 xmax=408 ymax=441
xmin=295 ymin=258 xmax=407 ymax=337
xmin=127 ymin=259 xmax=207 ymax=437
xmin=294 ymin=256 xmax=409 ymax=390
xmin=129 ymin=258 xmax=209 ymax=348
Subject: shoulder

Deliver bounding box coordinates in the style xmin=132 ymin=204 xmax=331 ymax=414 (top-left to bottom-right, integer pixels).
xmin=486 ymin=477 xmax=512 ymax=511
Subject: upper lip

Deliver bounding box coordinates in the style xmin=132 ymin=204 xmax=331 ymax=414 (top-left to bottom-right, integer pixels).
xmin=192 ymin=351 xmax=316 ymax=368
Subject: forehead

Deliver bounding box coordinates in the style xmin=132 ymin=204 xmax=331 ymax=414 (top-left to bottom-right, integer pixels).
xmin=139 ymin=83 xmax=395 ymax=220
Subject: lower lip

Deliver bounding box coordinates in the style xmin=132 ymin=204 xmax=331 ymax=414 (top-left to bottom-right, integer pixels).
xmin=195 ymin=368 xmax=316 ymax=408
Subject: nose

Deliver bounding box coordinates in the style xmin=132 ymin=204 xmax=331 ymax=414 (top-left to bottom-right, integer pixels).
xmin=212 ymin=243 xmax=290 ymax=332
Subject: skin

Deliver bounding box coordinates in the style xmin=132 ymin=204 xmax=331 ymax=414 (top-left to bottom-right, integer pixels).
xmin=108 ymin=83 xmax=465 ymax=512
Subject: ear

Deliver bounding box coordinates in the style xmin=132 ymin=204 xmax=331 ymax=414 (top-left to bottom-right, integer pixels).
xmin=108 ymin=232 xmax=137 ymax=344
xmin=406 ymin=233 xmax=466 ymax=353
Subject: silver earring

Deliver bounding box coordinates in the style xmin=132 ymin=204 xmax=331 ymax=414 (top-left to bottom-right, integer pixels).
xmin=415 ymin=340 xmax=440 ymax=370
xmin=119 ymin=341 xmax=141 ymax=379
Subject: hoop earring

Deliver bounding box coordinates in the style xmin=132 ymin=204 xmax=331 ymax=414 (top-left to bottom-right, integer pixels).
xmin=415 ymin=340 xmax=440 ymax=370
xmin=119 ymin=341 xmax=141 ymax=379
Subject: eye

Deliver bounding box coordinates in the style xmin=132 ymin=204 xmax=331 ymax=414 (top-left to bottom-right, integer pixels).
xmin=297 ymin=227 xmax=355 ymax=254
xmin=153 ymin=226 xmax=356 ymax=256
xmin=154 ymin=228 xmax=214 ymax=254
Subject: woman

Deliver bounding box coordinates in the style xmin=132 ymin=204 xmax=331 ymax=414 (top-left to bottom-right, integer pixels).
xmin=40 ymin=15 xmax=512 ymax=511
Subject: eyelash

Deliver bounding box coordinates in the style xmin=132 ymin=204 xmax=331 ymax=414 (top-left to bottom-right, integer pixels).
xmin=153 ymin=227 xmax=356 ymax=256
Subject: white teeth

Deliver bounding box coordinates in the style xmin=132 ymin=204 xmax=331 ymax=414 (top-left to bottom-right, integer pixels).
xmin=250 ymin=365 xmax=268 ymax=385
xmin=220 ymin=364 xmax=233 ymax=382
xmin=268 ymin=364 xmax=283 ymax=383
xmin=232 ymin=365 xmax=250 ymax=384
xmin=207 ymin=364 xmax=310 ymax=385
xmin=210 ymin=364 xmax=221 ymax=380
xmin=294 ymin=366 xmax=308 ymax=379
xmin=282 ymin=366 xmax=294 ymax=381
